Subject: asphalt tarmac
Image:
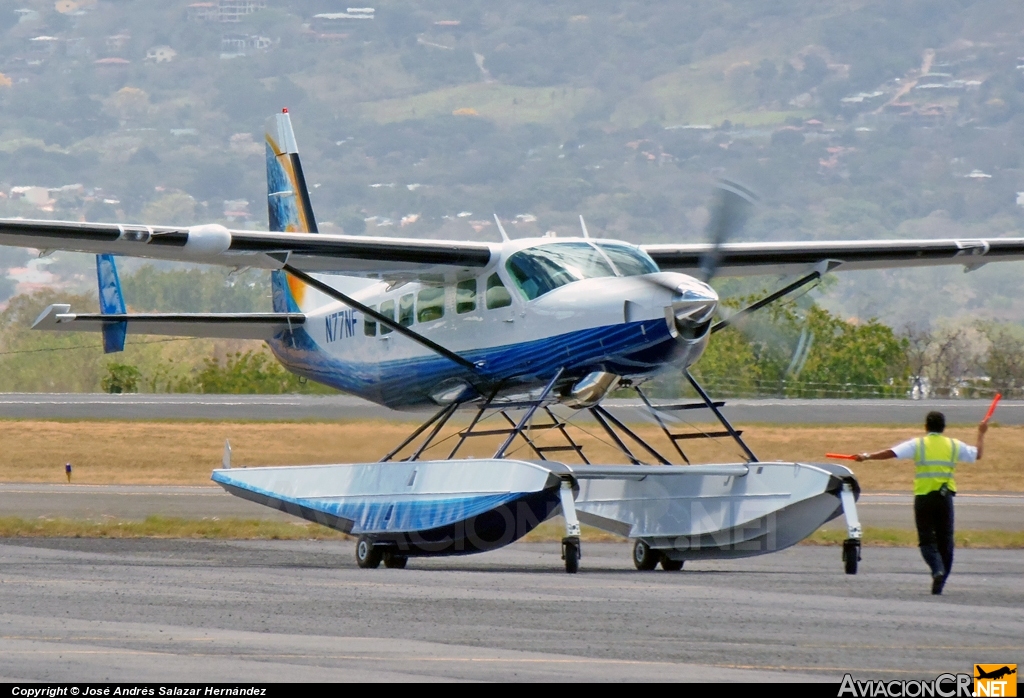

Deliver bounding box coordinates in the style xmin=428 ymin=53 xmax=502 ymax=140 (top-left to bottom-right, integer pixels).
xmin=3 ymin=483 xmax=1022 ymax=531
xmin=0 ymin=539 xmax=1020 ymax=682
xmin=0 ymin=393 xmax=1019 ymax=424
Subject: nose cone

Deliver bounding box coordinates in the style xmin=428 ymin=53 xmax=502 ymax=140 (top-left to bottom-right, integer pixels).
xmin=670 ymin=280 xmax=718 ymax=341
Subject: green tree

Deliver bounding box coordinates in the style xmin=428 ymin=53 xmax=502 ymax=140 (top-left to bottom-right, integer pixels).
xmin=979 ymin=322 xmax=1024 ymax=398
xmin=120 ymin=266 xmax=270 ymax=313
xmin=102 ymin=362 xmax=141 ymax=393
xmin=176 ymin=350 xmax=335 ymax=394
xmin=790 ymin=308 xmax=909 ymax=398
xmin=689 ymin=327 xmax=763 ymax=396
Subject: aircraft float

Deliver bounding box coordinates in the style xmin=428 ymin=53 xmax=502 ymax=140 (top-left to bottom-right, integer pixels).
xmin=5 ymin=110 xmax=1024 ymax=573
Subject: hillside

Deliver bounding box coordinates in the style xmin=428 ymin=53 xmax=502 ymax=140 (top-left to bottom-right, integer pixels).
xmin=0 ymin=1 xmax=1024 ymax=326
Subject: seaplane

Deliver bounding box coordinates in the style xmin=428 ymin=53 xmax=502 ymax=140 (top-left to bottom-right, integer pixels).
xmin=4 ymin=110 xmax=1024 ymax=573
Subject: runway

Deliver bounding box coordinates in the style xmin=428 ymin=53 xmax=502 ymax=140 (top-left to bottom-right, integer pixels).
xmin=0 ymin=539 xmax=1020 ymax=682
xmin=0 ymin=393 xmax=1019 ymax=424
xmin=3 ymin=483 xmax=1023 ymax=530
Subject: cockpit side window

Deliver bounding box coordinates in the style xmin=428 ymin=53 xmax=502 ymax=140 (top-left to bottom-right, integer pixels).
xmin=505 ymin=242 xmax=615 ymax=301
xmin=485 ymin=273 xmax=512 ymax=309
xmin=597 ymin=243 xmax=660 ymax=277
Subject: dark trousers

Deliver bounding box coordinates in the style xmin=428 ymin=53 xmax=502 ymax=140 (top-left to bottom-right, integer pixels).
xmin=914 ymin=491 xmax=955 ymax=578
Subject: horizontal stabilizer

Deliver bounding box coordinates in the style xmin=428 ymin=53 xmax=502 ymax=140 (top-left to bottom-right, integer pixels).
xmin=32 ymin=304 xmax=305 ymax=341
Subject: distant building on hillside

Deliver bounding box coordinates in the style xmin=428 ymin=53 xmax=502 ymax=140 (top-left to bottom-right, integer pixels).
xmin=222 ymin=199 xmax=250 ymax=222
xmin=28 ymin=36 xmax=61 ymax=54
xmin=313 ymin=8 xmax=375 ymax=23
xmin=105 ymin=33 xmax=131 ymax=52
xmin=187 ymin=2 xmax=218 ymax=21
xmin=219 ymin=0 xmax=266 ymax=22
xmin=145 ymin=46 xmax=177 ymax=63
xmin=94 ymin=57 xmax=130 ymax=68
xmin=188 ymin=0 xmax=265 ymax=23
xmin=15 ymin=8 xmax=41 ymax=23
xmin=221 ymin=33 xmax=272 ymax=54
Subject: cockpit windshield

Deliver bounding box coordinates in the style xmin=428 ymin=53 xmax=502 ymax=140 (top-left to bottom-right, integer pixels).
xmin=505 ymin=242 xmax=660 ymax=301
xmin=596 ymin=243 xmax=660 ymax=277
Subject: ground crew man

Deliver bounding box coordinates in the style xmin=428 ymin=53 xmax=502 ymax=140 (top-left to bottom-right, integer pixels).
xmin=854 ymin=411 xmax=988 ymax=595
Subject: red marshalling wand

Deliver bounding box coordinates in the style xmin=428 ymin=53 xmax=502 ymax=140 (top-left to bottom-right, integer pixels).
xmin=984 ymin=393 xmax=1002 ymax=421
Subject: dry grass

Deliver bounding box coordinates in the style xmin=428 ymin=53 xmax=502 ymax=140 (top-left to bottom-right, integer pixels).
xmin=0 ymin=516 xmax=349 ymax=540
xmin=803 ymin=527 xmax=1024 ymax=548
xmin=0 ymin=418 xmax=1019 ymax=492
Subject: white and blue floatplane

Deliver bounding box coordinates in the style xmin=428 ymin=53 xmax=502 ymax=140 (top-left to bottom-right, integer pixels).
xmin=9 ymin=110 xmax=1022 ymax=572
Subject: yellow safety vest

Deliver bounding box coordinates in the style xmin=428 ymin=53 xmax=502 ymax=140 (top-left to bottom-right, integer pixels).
xmin=913 ymin=433 xmax=959 ymax=496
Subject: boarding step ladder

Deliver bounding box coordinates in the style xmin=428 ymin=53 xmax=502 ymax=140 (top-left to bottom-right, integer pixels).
xmin=628 ymin=373 xmax=757 ymax=465
xmin=448 ymin=401 xmax=590 ymax=464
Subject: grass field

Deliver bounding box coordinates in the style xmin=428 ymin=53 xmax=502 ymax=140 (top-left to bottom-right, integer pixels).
xmin=0 ymin=418 xmax=1019 ymax=492
xmin=359 ymin=82 xmax=599 ymax=126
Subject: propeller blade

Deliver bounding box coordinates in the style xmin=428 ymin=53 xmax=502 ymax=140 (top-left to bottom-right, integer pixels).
xmin=699 ymin=178 xmax=758 ymax=282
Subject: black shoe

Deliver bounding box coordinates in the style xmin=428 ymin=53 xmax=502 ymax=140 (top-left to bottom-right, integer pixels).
xmin=932 ymin=574 xmax=947 ymax=595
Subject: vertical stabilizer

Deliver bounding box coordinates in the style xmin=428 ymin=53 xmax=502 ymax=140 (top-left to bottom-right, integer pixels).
xmin=266 ymin=109 xmax=322 ymax=313
xmin=265 ymin=109 xmax=318 ymax=234
xmin=96 ymin=253 xmax=127 ymax=353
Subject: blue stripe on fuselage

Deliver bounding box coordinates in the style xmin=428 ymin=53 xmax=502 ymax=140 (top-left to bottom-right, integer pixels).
xmin=266 ymin=319 xmax=680 ymax=409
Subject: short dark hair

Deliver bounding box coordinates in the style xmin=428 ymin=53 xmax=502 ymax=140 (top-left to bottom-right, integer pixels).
xmin=926 ymin=411 xmax=945 ymax=433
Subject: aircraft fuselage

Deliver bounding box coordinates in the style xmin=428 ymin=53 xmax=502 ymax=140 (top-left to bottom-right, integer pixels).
xmin=266 ymin=237 xmax=718 ymax=409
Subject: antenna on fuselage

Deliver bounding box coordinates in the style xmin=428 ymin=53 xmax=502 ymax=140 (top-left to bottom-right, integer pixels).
xmin=493 ymin=213 xmax=511 ymax=242
xmin=579 ymin=215 xmax=591 ymax=238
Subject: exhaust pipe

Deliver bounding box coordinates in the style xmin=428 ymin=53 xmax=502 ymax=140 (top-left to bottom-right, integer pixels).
xmin=562 ymin=371 xmax=621 ymax=409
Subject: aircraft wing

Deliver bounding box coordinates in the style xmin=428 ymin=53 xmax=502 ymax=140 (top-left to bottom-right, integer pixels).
xmin=32 ymin=304 xmax=306 ymax=341
xmin=642 ymin=238 xmax=1024 ymax=277
xmin=0 ymin=219 xmax=493 ymax=278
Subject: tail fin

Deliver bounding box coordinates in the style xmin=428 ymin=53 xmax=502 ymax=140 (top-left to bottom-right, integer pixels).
xmin=265 ymin=109 xmax=322 ymax=313
xmin=265 ymin=109 xmax=318 ymax=234
xmin=96 ymin=253 xmax=127 ymax=353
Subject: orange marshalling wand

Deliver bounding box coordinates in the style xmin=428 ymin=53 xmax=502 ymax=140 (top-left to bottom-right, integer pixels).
xmin=984 ymin=393 xmax=1002 ymax=421
xmin=825 ymin=453 xmax=858 ymax=460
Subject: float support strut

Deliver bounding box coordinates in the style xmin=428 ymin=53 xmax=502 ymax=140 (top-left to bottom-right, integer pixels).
xmin=840 ymin=481 xmax=862 ymax=575
xmin=559 ymin=478 xmax=581 ymax=574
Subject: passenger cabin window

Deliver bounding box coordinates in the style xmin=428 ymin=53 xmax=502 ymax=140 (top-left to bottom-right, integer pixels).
xmin=399 ymin=293 xmax=415 ymax=327
xmin=379 ymin=299 xmax=395 ymax=335
xmin=417 ymin=287 xmax=445 ymax=323
xmin=364 ymin=305 xmax=377 ymax=336
xmin=505 ymin=242 xmax=615 ymax=301
xmin=456 ymin=279 xmax=476 ymax=314
xmin=485 ymin=274 xmax=512 ymax=309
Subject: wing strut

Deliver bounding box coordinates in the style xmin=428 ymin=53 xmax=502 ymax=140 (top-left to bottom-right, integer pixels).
xmin=281 ymin=264 xmax=481 ymax=374
xmin=711 ymin=269 xmax=824 ymax=334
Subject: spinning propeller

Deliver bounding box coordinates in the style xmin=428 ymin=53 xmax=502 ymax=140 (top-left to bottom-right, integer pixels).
xmin=699 ymin=178 xmax=758 ymax=283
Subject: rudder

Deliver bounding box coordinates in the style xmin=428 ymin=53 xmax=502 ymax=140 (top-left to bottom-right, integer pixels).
xmin=96 ymin=253 xmax=127 ymax=353
xmin=265 ymin=109 xmax=320 ymax=313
